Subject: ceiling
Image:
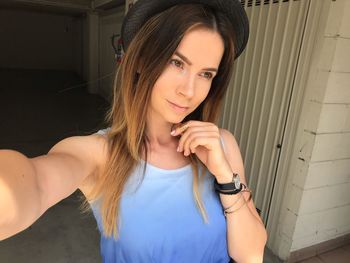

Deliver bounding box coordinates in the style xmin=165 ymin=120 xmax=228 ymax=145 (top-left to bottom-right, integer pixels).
xmin=0 ymin=0 xmax=125 ymax=16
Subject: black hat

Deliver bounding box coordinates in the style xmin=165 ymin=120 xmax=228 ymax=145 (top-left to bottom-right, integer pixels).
xmin=121 ymin=0 xmax=249 ymax=59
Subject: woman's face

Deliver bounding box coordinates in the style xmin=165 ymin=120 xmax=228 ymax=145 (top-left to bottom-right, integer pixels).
xmin=148 ymin=27 xmax=225 ymax=124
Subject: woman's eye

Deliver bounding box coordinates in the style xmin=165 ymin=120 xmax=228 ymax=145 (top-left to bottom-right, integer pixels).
xmin=169 ymin=59 xmax=214 ymax=80
xmin=170 ymin=59 xmax=183 ymax=69
xmin=202 ymin=72 xmax=213 ymax=80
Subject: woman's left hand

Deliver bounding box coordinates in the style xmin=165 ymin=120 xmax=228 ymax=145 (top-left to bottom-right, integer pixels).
xmin=171 ymin=121 xmax=232 ymax=181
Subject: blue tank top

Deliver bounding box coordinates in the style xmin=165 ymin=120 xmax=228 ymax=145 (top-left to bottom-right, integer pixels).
xmin=90 ymin=129 xmax=230 ymax=263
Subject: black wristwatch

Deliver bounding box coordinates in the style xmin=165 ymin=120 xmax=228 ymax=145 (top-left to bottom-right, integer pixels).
xmin=214 ymin=173 xmax=242 ymax=195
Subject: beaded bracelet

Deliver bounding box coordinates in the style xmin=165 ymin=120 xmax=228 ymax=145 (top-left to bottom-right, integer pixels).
xmin=241 ymin=186 xmax=253 ymax=202
xmin=222 ymin=185 xmax=253 ymax=216
xmin=224 ymin=198 xmax=247 ymax=217
xmin=223 ymin=192 xmax=244 ymax=210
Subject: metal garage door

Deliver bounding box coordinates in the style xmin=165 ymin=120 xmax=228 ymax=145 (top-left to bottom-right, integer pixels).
xmin=219 ymin=0 xmax=310 ymax=223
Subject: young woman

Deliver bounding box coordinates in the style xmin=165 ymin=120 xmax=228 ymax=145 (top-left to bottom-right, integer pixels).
xmin=0 ymin=0 xmax=267 ymax=262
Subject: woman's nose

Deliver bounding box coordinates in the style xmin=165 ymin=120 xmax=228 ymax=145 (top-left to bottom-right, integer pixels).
xmin=177 ymin=74 xmax=196 ymax=98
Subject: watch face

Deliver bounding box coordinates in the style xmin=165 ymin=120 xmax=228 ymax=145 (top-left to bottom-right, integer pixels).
xmin=233 ymin=173 xmax=241 ymax=189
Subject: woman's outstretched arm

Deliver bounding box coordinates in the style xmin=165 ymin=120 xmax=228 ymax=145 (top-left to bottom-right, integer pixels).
xmin=0 ymin=150 xmax=42 ymax=240
xmin=0 ymin=135 xmax=102 ymax=240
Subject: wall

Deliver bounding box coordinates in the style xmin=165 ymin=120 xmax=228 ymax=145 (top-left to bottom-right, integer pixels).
xmin=267 ymin=0 xmax=350 ymax=260
xmin=291 ymin=0 xmax=350 ymax=251
xmin=0 ymin=9 xmax=82 ymax=73
xmin=98 ymin=6 xmax=124 ymax=101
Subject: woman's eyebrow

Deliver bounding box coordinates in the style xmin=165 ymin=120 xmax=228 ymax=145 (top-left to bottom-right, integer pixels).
xmin=174 ymin=51 xmax=218 ymax=72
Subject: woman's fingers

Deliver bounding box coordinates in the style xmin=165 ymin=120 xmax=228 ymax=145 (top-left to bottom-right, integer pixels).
xmin=171 ymin=121 xmax=220 ymax=156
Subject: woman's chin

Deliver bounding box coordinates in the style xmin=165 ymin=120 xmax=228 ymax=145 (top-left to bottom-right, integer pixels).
xmin=168 ymin=116 xmax=187 ymax=124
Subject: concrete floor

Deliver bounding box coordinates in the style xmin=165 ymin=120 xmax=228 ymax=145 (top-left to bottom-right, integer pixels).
xmin=1 ymin=68 xmax=339 ymax=263
xmin=297 ymin=244 xmax=350 ymax=263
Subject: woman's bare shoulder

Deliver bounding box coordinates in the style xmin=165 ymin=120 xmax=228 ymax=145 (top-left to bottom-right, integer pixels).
xmin=78 ymin=131 xmax=109 ymax=195
xmin=90 ymin=131 xmax=109 ymax=163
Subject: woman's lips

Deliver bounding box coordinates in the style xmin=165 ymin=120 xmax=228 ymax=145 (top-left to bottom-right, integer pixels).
xmin=167 ymin=100 xmax=189 ymax=113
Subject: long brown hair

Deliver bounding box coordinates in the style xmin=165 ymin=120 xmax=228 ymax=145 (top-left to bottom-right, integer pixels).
xmin=83 ymin=3 xmax=236 ymax=238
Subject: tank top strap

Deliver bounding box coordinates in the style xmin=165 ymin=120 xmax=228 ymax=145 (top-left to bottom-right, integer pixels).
xmin=95 ymin=127 xmax=111 ymax=137
xmin=220 ymin=134 xmax=227 ymax=155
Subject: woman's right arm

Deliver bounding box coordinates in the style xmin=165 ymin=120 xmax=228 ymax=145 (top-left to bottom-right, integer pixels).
xmin=0 ymin=134 xmax=105 ymax=241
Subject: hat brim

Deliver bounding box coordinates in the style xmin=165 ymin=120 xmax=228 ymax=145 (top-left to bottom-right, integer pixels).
xmin=121 ymin=0 xmax=249 ymax=59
